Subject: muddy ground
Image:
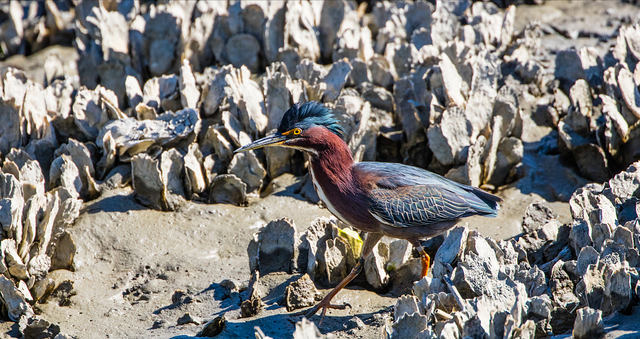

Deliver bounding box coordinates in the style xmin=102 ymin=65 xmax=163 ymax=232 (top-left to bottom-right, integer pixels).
xmin=0 ymin=177 xmax=566 ymax=339
xmin=2 ymin=1 xmax=640 ymax=338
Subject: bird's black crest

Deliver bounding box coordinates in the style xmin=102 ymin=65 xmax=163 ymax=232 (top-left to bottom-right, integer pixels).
xmin=278 ymin=101 xmax=347 ymax=140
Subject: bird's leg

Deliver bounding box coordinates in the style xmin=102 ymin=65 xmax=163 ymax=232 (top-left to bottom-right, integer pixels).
xmin=410 ymin=240 xmax=431 ymax=278
xmin=418 ymin=247 xmax=431 ymax=277
xmin=305 ymin=257 xmax=364 ymax=321
xmin=306 ymin=232 xmax=383 ymax=324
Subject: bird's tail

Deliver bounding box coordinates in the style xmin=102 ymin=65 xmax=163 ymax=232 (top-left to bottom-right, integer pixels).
xmin=467 ymin=187 xmax=502 ymax=217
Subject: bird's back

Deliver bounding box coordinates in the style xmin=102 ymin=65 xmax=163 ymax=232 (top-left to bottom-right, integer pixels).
xmin=353 ymin=162 xmax=501 ymax=229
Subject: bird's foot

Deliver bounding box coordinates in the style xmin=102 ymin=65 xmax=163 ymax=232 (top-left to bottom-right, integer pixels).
xmin=306 ymin=299 xmax=352 ymax=324
xmin=303 ymin=260 xmax=364 ymax=324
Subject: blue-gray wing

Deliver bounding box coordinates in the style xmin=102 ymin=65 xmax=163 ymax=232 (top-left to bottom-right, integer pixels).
xmin=368 ymin=185 xmax=474 ymax=227
xmin=355 ymin=162 xmax=501 ymax=228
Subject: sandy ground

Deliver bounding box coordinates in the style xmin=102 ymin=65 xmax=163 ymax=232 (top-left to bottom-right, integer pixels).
xmin=2 ymin=1 xmax=640 ymax=338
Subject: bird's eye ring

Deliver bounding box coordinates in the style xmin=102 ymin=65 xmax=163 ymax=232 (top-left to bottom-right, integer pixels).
xmin=283 ymin=128 xmax=302 ymax=136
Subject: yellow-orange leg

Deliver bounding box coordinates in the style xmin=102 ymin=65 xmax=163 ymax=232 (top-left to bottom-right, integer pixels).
xmin=306 ymin=259 xmax=363 ymax=324
xmin=418 ymin=248 xmax=431 ymax=277
xmin=409 ymin=240 xmax=431 ymax=278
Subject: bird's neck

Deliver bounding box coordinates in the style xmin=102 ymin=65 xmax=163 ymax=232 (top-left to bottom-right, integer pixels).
xmin=306 ymin=128 xmax=355 ymax=189
xmin=306 ymin=128 xmax=377 ymax=230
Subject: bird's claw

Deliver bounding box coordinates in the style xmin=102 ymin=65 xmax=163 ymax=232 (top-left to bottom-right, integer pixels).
xmin=306 ymin=301 xmax=352 ymax=324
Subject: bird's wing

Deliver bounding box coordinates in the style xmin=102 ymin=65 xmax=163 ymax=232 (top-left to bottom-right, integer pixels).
xmin=368 ymin=185 xmax=473 ymax=227
xmin=354 ymin=162 xmax=501 ymax=228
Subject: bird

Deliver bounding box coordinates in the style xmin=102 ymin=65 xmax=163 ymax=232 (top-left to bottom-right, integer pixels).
xmin=235 ymin=101 xmax=501 ymax=321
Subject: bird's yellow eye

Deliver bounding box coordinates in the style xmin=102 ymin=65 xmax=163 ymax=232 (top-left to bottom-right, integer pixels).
xmin=283 ymin=128 xmax=302 ymax=136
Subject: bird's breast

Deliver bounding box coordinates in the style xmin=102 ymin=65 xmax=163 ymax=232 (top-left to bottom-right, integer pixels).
xmin=309 ymin=165 xmax=349 ymax=224
xmin=308 ymin=163 xmax=379 ymax=233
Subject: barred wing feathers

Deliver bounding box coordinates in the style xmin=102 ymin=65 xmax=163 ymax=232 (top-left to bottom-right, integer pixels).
xmin=355 ymin=162 xmax=501 ymax=228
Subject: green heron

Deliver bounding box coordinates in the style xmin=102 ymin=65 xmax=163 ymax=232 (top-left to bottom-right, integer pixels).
xmin=235 ymin=101 xmax=501 ymax=320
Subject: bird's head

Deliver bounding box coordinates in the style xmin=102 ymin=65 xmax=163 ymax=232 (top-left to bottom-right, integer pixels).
xmin=235 ymin=101 xmax=347 ymax=154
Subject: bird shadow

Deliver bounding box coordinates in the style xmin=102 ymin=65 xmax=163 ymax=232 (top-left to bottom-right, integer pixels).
xmin=159 ymin=273 xmax=390 ymax=339
xmin=167 ymin=309 xmax=384 ymax=339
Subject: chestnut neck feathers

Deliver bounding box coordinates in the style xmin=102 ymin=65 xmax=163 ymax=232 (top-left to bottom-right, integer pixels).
xmin=305 ymin=126 xmax=377 ymax=229
xmin=305 ymin=126 xmax=354 ymax=185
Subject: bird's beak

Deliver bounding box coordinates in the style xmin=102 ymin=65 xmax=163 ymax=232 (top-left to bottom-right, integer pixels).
xmin=234 ymin=133 xmax=287 ymax=153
